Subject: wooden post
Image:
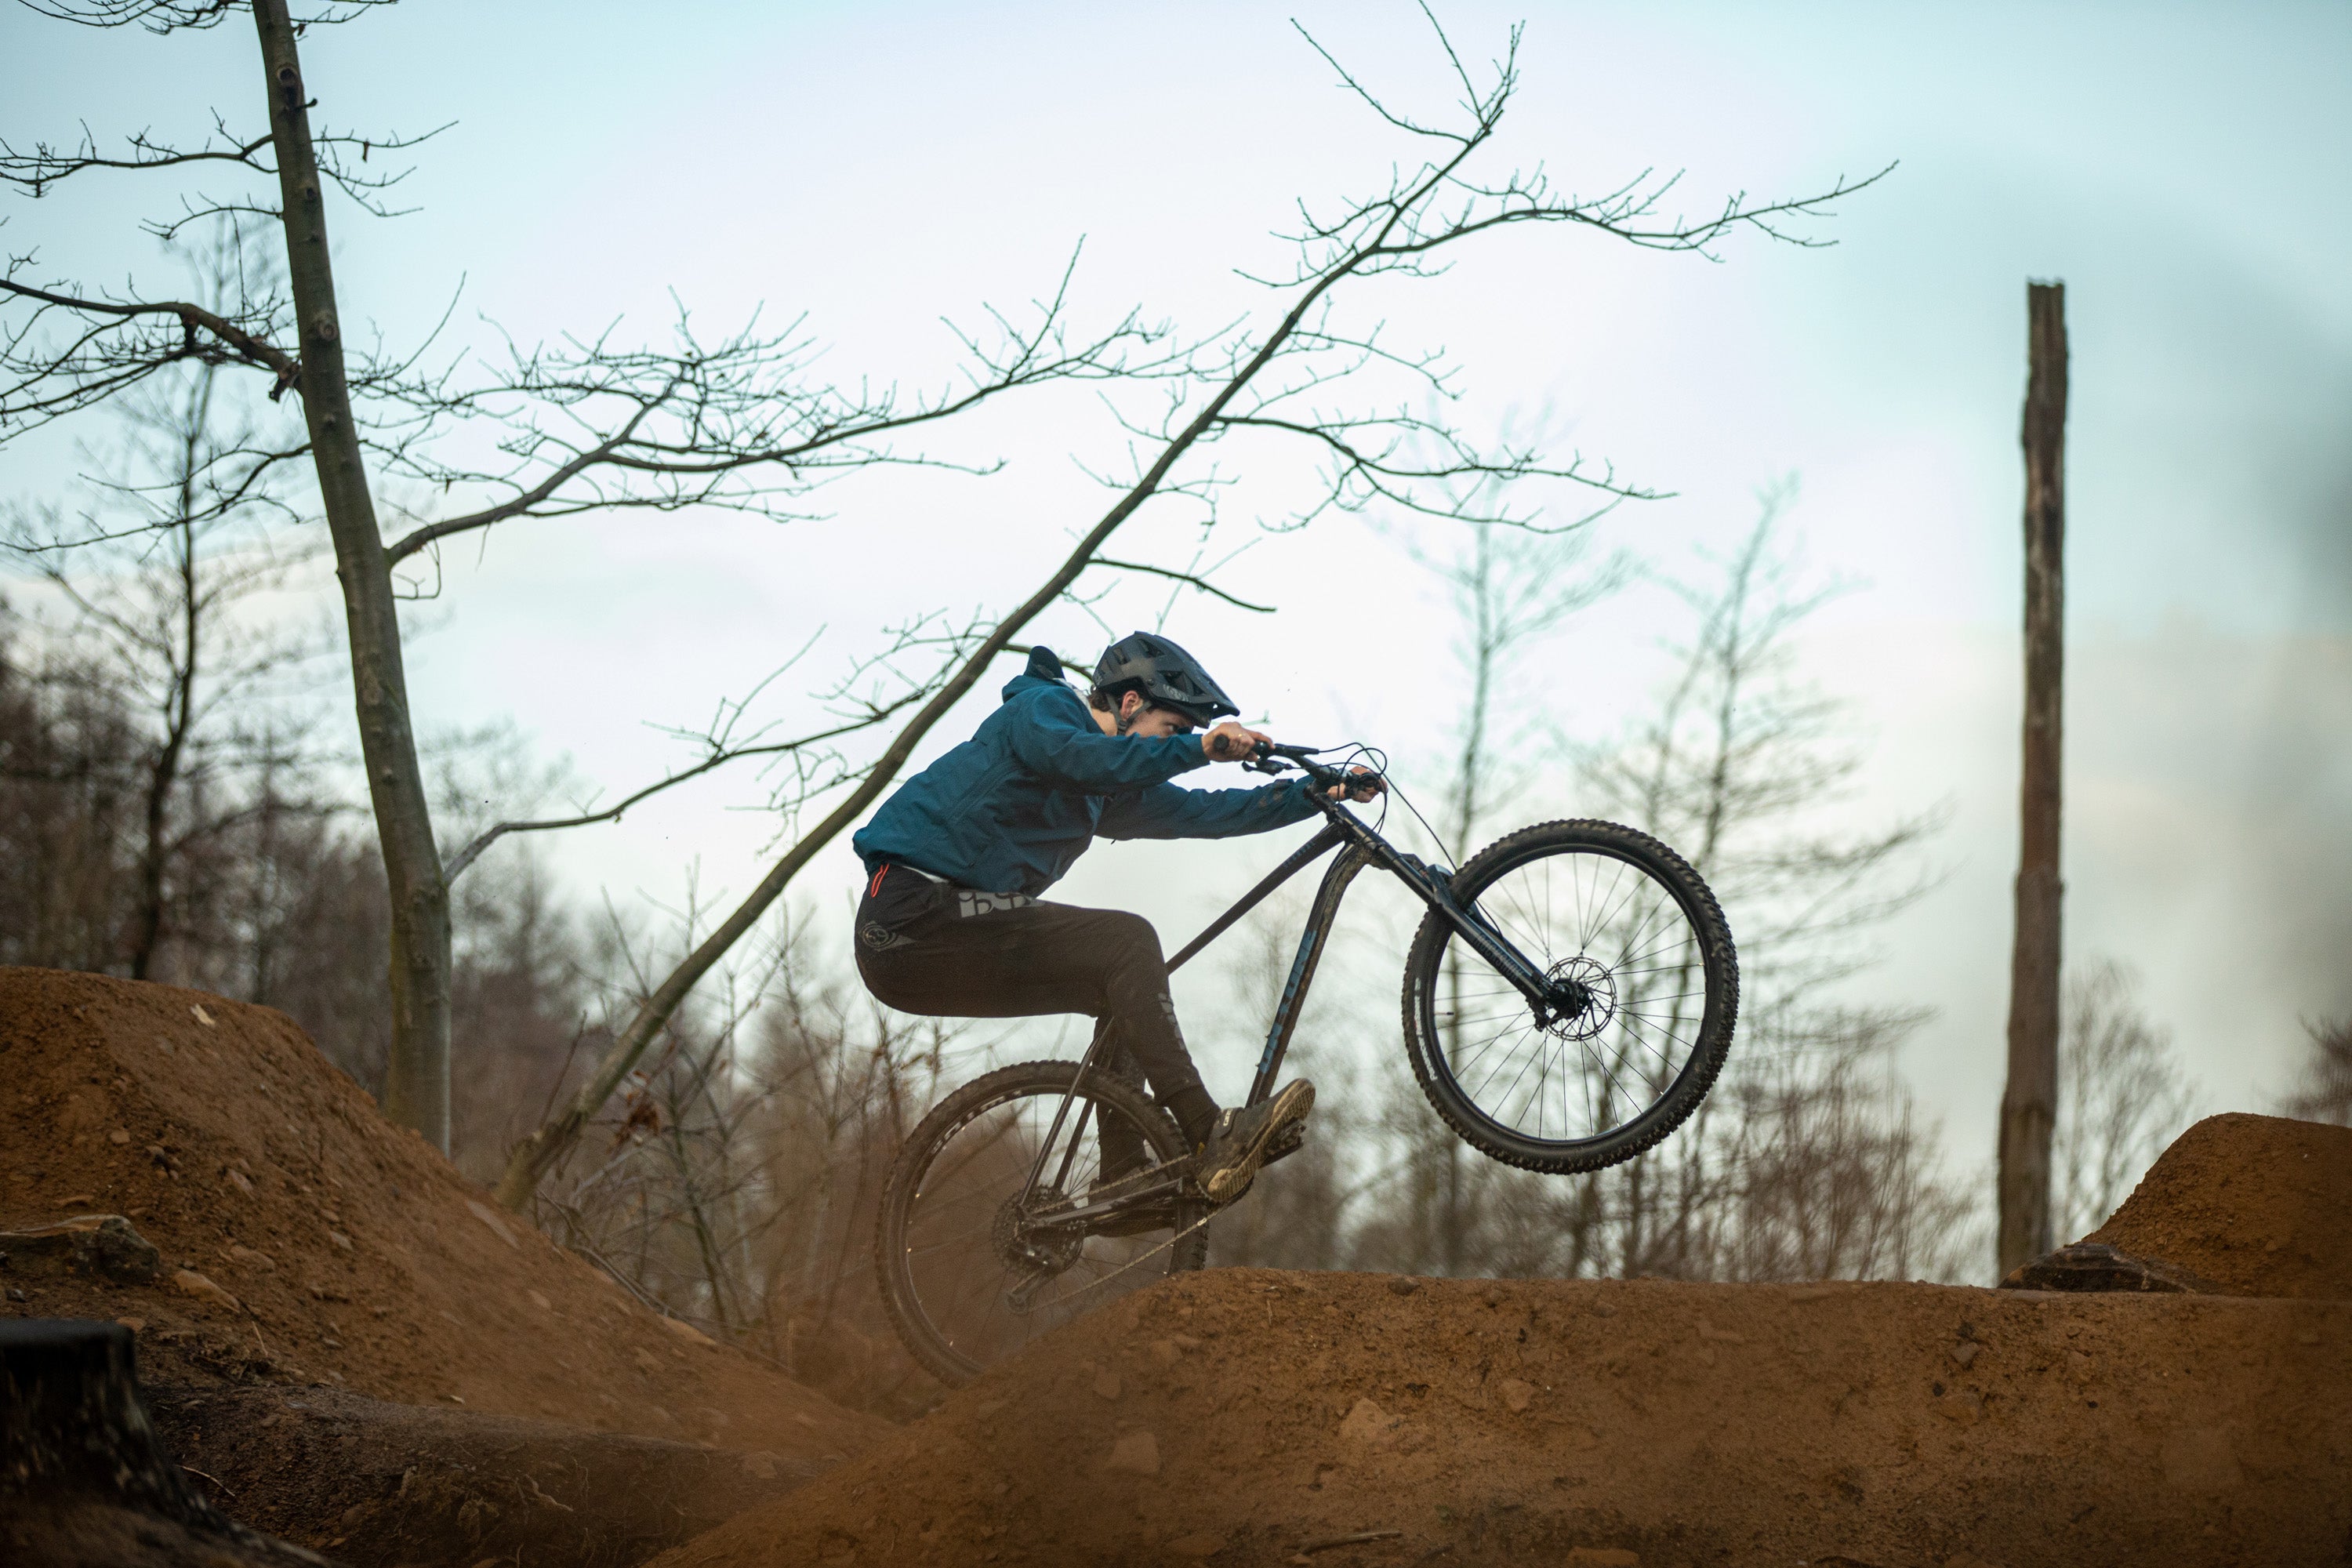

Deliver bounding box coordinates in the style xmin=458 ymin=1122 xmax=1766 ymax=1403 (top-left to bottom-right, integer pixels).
xmin=1999 ymin=281 xmax=2067 ymax=1276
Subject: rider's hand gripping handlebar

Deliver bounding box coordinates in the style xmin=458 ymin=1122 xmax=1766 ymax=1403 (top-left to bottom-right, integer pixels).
xmin=1246 ymin=741 xmax=1383 ymax=800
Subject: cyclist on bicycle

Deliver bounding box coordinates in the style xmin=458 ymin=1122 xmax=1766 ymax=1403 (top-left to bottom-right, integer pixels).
xmin=851 ymin=631 xmax=1381 ymax=1206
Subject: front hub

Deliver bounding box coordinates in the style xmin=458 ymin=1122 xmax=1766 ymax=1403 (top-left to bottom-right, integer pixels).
xmin=1543 ymin=954 xmax=1618 ymax=1042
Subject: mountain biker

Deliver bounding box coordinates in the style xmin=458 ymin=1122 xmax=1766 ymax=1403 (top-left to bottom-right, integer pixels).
xmin=850 ymin=631 xmax=1381 ymax=1206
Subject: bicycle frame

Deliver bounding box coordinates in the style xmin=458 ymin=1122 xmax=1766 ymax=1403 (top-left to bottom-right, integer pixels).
xmin=1018 ymin=760 xmax=1564 ymax=1225
xmin=1166 ymin=788 xmax=1561 ymax=1106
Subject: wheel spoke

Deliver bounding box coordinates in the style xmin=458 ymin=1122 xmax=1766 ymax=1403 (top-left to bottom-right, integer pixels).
xmin=1425 ymin=833 xmax=1726 ymax=1156
xmin=884 ymin=1067 xmax=1207 ymax=1387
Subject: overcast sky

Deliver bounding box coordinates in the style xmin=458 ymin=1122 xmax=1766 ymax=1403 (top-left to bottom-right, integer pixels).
xmin=8 ymin=1 xmax=2349 ymax=1179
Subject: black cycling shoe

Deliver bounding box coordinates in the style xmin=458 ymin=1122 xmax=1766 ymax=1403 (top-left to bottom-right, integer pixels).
xmin=1195 ymin=1079 xmax=1315 ymax=1207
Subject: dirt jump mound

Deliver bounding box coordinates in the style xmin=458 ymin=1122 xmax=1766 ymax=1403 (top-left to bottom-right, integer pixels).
xmin=2085 ymin=1112 xmax=2352 ymax=1300
xmin=654 ymin=1269 xmax=2348 ymax=1566
xmin=0 ymin=967 xmax=880 ymax=1467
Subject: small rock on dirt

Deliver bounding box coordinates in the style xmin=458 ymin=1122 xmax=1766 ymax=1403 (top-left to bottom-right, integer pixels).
xmin=466 ymin=1199 xmax=521 ymax=1248
xmin=1998 ymin=1241 xmax=2218 ymax=1294
xmin=1948 ymin=1341 xmax=1980 ymax=1368
xmin=662 ymin=1314 xmax=717 ymax=1348
xmin=1499 ymin=1377 xmax=1534 ymax=1413
xmin=172 ymin=1267 xmax=239 ymax=1311
xmin=1092 ymin=1368 xmax=1123 ymax=1400
xmin=0 ymin=1214 xmax=160 ymax=1284
xmin=1165 ymin=1531 xmax=1225 ymax=1559
xmin=1149 ymin=1338 xmax=1180 ymax=1367
xmin=1105 ymin=1428 xmax=1160 ymax=1475
xmin=1386 ymin=1277 xmax=1418 ymax=1295
xmin=1338 ymin=1397 xmax=1389 ymax=1443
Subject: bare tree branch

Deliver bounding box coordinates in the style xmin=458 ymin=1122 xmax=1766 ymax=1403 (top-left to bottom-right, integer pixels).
xmin=1093 ymin=557 xmax=1275 ymax=613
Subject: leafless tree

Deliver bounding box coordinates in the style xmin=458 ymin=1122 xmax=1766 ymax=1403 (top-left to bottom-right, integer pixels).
xmin=494 ymin=15 xmax=1889 ymax=1208
xmin=5 ymin=2 xmax=1181 ymax=1153
xmin=1345 ymin=485 xmax=1973 ymax=1283
xmin=2281 ymin=1016 xmax=2352 ymax=1127
xmin=0 ymin=615 xmax=150 ymax=967
xmin=5 ymin=227 xmax=321 ymax=981
xmin=2049 ymin=960 xmax=2196 ymax=1240
xmin=1211 ymin=484 xmax=1976 ymax=1286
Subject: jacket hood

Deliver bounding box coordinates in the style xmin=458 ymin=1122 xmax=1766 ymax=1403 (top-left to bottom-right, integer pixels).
xmin=1001 ymin=644 xmax=1076 ymax=703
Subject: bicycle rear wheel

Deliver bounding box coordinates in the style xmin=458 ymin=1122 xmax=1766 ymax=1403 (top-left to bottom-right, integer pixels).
xmin=875 ymin=1060 xmax=1208 ymax=1388
xmin=1402 ymin=818 xmax=1738 ymax=1174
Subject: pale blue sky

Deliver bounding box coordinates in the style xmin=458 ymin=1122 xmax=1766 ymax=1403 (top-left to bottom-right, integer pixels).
xmin=7 ymin=1 xmax=2349 ymax=1175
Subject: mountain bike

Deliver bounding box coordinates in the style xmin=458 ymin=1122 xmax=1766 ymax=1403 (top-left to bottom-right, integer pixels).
xmin=874 ymin=742 xmax=1738 ymax=1385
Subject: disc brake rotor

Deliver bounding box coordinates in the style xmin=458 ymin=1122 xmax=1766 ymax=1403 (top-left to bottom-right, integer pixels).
xmin=1544 ymin=954 xmax=1618 ymax=1042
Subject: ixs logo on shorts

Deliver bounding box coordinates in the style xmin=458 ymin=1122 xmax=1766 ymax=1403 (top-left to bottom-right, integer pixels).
xmin=954 ymin=889 xmax=1033 ymax=918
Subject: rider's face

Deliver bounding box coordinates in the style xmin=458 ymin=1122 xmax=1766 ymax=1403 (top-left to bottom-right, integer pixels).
xmin=1118 ymin=692 xmax=1196 ymax=739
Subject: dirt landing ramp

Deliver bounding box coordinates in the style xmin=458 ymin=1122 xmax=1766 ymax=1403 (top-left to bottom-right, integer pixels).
xmin=649 ymin=1269 xmax=2351 ymax=1568
xmin=147 ymin=1383 xmax=822 ymax=1567
xmin=2088 ymin=1112 xmax=2352 ymax=1300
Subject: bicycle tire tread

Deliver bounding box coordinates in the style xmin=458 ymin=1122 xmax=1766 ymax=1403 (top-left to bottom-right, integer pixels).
xmin=1400 ymin=818 xmax=1740 ymax=1176
xmin=873 ymin=1059 xmax=1207 ymax=1388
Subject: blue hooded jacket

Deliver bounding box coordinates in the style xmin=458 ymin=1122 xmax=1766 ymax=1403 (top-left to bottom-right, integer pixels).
xmin=851 ymin=646 xmax=1321 ymax=896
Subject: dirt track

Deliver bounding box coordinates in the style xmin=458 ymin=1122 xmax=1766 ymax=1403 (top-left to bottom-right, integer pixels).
xmin=5 ymin=968 xmax=2349 ymax=1567
xmin=648 ymin=1265 xmax=2350 ymax=1567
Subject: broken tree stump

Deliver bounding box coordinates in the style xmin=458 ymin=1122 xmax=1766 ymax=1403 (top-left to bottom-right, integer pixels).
xmin=0 ymin=1318 xmax=328 ymax=1567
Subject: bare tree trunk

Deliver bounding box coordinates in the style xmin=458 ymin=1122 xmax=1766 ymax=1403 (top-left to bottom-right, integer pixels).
xmin=1998 ymin=281 xmax=2067 ymax=1276
xmin=252 ymin=0 xmax=452 ymax=1149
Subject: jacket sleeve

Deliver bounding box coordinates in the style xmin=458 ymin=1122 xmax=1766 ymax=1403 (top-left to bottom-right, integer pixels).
xmin=1003 ymin=689 xmax=1210 ymax=793
xmin=1096 ymin=778 xmax=1321 ymax=840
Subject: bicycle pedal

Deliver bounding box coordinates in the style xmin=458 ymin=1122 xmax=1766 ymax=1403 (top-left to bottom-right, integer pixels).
xmin=1262 ymin=1120 xmax=1307 ymax=1167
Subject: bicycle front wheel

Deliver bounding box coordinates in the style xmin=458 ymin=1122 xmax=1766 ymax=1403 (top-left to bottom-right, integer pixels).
xmin=875 ymin=1060 xmax=1208 ymax=1388
xmin=1402 ymin=818 xmax=1738 ymax=1174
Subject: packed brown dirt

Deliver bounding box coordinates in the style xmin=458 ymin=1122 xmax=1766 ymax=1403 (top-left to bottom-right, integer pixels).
xmin=147 ymin=1381 xmax=820 ymax=1566
xmin=2086 ymin=1111 xmax=2352 ymax=1300
xmin=655 ymin=1270 xmax=2351 ymax=1568
xmin=2 ymin=1498 xmax=327 ymax=1568
xmin=0 ymin=967 xmax=882 ymax=1466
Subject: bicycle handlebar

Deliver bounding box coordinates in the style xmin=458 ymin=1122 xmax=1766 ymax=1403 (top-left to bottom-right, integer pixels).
xmin=1242 ymin=740 xmax=1378 ymax=793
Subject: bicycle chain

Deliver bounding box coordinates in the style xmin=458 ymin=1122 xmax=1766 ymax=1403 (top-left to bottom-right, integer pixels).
xmin=1017 ymin=1199 xmax=1219 ymax=1316
xmin=1004 ymin=1122 xmax=1303 ymax=1315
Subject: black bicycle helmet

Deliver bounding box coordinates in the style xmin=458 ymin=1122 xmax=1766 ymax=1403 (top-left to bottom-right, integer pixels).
xmin=1092 ymin=631 xmax=1240 ymax=727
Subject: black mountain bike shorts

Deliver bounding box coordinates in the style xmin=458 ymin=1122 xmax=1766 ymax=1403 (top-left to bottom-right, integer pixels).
xmin=852 ymin=862 xmax=1207 ymax=1131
